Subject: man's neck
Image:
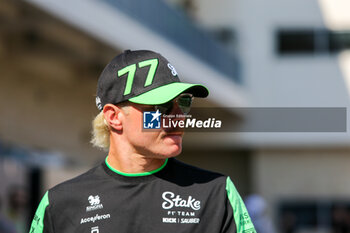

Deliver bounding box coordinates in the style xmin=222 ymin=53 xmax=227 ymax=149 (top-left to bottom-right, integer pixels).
xmin=107 ymin=148 xmax=166 ymax=174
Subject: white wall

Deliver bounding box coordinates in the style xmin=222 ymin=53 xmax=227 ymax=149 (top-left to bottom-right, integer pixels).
xmin=194 ymin=0 xmax=349 ymax=106
xmin=252 ymin=148 xmax=350 ymax=220
xmin=192 ymin=0 xmax=350 ymax=146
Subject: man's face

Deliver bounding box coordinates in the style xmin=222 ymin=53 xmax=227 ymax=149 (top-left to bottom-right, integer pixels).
xmin=121 ymin=101 xmax=185 ymax=159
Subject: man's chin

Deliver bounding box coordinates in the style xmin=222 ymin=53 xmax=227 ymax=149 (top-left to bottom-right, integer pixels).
xmin=163 ymin=148 xmax=182 ymax=158
xmin=163 ymin=142 xmax=182 ymax=158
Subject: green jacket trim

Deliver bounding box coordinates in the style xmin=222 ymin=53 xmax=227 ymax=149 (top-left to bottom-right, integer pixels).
xmin=105 ymin=156 xmax=168 ymax=177
xmin=29 ymin=191 xmax=49 ymax=233
xmin=226 ymin=177 xmax=256 ymax=233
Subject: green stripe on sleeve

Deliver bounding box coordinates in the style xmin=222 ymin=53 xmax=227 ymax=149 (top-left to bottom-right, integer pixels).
xmin=29 ymin=191 xmax=49 ymax=233
xmin=226 ymin=177 xmax=256 ymax=233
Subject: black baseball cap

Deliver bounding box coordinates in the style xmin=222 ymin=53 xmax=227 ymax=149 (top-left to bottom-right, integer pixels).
xmin=96 ymin=50 xmax=209 ymax=111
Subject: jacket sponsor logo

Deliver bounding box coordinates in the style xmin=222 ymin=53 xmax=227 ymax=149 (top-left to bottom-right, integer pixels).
xmin=162 ymin=191 xmax=201 ymax=210
xmin=91 ymin=226 xmax=99 ymax=233
xmin=87 ymin=195 xmax=103 ymax=212
xmin=80 ymin=214 xmax=111 ymax=224
xmin=89 ymin=195 xmax=101 ymax=205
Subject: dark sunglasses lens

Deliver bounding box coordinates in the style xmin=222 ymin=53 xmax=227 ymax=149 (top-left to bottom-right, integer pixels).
xmin=155 ymin=95 xmax=193 ymax=115
xmin=178 ymin=96 xmax=192 ymax=114
xmin=156 ymin=102 xmax=173 ymax=115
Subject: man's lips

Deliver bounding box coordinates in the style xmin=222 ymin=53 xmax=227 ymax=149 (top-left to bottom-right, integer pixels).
xmin=163 ymin=128 xmax=184 ymax=134
xmin=162 ymin=131 xmax=183 ymax=138
xmin=163 ymin=124 xmax=184 ymax=132
xmin=163 ymin=134 xmax=183 ymax=143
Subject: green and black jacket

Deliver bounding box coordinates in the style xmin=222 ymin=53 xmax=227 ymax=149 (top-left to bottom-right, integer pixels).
xmin=30 ymin=158 xmax=256 ymax=233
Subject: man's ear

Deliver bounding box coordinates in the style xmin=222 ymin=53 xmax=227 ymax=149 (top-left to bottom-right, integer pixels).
xmin=103 ymin=104 xmax=123 ymax=131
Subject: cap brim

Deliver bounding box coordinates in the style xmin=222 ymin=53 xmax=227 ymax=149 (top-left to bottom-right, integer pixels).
xmin=128 ymin=82 xmax=209 ymax=105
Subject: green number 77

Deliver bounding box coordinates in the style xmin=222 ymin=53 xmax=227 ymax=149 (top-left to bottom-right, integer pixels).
xmin=117 ymin=58 xmax=159 ymax=95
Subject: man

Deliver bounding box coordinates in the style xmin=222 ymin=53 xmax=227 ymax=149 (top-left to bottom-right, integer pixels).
xmin=29 ymin=50 xmax=256 ymax=233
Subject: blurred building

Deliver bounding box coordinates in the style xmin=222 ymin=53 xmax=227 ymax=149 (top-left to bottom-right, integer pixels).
xmin=1 ymin=0 xmax=350 ymax=232
xmin=185 ymin=0 xmax=350 ymax=232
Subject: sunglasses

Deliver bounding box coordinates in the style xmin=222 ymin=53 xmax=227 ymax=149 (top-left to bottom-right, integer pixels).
xmin=154 ymin=93 xmax=193 ymax=115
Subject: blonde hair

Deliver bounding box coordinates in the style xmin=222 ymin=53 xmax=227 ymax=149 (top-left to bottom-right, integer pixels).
xmin=91 ymin=111 xmax=110 ymax=151
xmin=90 ymin=103 xmax=130 ymax=151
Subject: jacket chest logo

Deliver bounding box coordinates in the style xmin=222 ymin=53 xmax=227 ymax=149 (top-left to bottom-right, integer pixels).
xmin=161 ymin=191 xmax=201 ymax=224
xmin=86 ymin=195 xmax=104 ymax=212
xmin=162 ymin=191 xmax=201 ymax=210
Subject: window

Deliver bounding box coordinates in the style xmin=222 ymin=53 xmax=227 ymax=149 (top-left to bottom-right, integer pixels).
xmin=277 ymin=29 xmax=350 ymax=55
xmin=329 ymin=31 xmax=350 ymax=52
xmin=278 ymin=200 xmax=350 ymax=233
xmin=278 ymin=30 xmax=315 ymax=54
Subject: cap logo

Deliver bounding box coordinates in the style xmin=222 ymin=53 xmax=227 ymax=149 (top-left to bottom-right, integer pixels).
xmin=167 ymin=63 xmax=177 ymax=76
xmin=117 ymin=58 xmax=159 ymax=96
